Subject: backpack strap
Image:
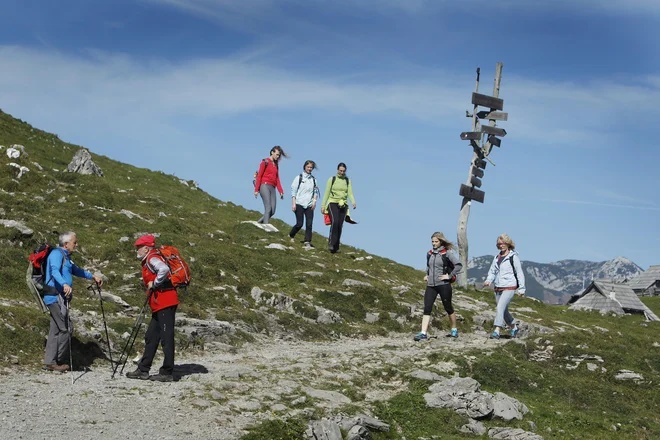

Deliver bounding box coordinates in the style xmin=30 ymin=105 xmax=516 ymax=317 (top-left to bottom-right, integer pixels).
xmin=296 ymin=173 xmax=303 ymax=194
xmin=330 ymin=176 xmax=349 ymax=197
xmin=509 ymin=256 xmax=519 ymax=288
xmin=45 ymin=248 xmax=67 ymax=288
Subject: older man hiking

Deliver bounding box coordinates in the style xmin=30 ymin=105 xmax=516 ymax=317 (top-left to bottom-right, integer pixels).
xmin=43 ymin=231 xmax=102 ymax=372
xmin=126 ymin=234 xmax=180 ymax=382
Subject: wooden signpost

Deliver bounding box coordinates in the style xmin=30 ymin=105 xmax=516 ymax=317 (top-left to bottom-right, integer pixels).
xmin=456 ymin=62 xmax=507 ymax=287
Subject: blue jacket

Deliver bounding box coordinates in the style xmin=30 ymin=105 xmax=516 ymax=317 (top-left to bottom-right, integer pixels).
xmin=44 ymin=248 xmax=93 ymax=305
xmin=290 ymin=173 xmax=319 ymax=208
xmin=485 ymin=250 xmax=526 ymax=294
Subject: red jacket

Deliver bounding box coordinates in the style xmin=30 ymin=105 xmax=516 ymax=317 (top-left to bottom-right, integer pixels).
xmin=254 ymin=158 xmax=283 ymax=194
xmin=141 ymin=250 xmax=179 ymax=313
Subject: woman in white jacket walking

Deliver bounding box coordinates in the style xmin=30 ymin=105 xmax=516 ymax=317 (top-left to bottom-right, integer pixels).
xmin=484 ymin=233 xmax=526 ymax=339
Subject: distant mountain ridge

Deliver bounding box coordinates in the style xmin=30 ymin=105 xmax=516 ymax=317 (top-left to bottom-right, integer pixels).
xmin=467 ymin=255 xmax=643 ymax=304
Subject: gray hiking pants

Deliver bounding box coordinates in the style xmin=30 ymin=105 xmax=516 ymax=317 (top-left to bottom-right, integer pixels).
xmin=258 ymin=184 xmax=278 ymax=224
xmin=44 ymin=301 xmax=70 ymax=365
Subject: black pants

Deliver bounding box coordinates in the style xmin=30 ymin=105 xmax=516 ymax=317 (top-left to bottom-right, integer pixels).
xmin=138 ymin=305 xmax=177 ymax=375
xmin=424 ymin=284 xmax=454 ymax=315
xmin=289 ymin=204 xmax=314 ymax=243
xmin=328 ymin=202 xmax=347 ymax=252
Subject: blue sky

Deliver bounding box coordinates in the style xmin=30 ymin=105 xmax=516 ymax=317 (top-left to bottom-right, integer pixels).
xmin=1 ymin=0 xmax=659 ymax=271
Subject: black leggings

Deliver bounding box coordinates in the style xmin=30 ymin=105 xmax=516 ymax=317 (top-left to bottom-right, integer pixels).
xmin=424 ymin=284 xmax=454 ymax=315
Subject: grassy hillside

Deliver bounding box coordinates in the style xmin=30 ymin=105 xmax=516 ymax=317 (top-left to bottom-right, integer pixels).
xmin=1 ymin=109 xmax=659 ymax=440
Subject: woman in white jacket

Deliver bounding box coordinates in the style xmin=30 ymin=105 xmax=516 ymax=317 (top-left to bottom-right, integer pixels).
xmin=484 ymin=233 xmax=526 ymax=339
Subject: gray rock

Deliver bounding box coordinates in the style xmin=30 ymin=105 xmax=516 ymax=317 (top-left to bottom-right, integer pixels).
xmin=615 ymin=370 xmax=644 ymax=382
xmin=346 ymin=425 xmax=371 ymax=440
xmin=305 ymin=420 xmax=343 ymax=440
xmin=488 ymin=427 xmax=544 ymax=439
xmin=316 ymin=307 xmax=342 ymax=324
xmin=303 ymin=271 xmax=324 ymax=277
xmin=343 ymin=279 xmax=373 ymax=287
xmin=459 ymin=420 xmax=487 ymax=436
xmin=365 ymin=313 xmax=379 ymax=323
xmin=67 ymin=148 xmax=104 ymax=176
xmin=0 ymin=219 xmax=33 ymax=236
xmin=492 ymin=392 xmax=529 ymax=421
xmin=270 ymin=403 xmax=287 ymax=412
xmin=354 ymin=414 xmax=390 ymax=432
xmin=265 ymin=243 xmax=288 ymax=251
xmin=303 ymin=387 xmax=351 ymax=404
xmin=190 ymin=399 xmax=212 ymax=408
xmin=409 ymin=369 xmax=443 ymax=381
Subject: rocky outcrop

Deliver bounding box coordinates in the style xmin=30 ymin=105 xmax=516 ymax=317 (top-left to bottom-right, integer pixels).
xmin=67 ymin=148 xmax=104 ymax=176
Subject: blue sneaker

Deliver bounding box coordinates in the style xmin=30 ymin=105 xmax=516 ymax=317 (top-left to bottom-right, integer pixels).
xmin=511 ymin=326 xmax=519 ymax=338
xmin=490 ymin=331 xmax=500 ymax=339
xmin=450 ymin=328 xmax=458 ymax=338
xmin=414 ymin=332 xmax=429 ymax=341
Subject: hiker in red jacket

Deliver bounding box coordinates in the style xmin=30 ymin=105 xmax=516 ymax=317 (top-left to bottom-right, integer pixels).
xmin=254 ymin=146 xmax=289 ymax=225
xmin=126 ymin=234 xmax=179 ymax=382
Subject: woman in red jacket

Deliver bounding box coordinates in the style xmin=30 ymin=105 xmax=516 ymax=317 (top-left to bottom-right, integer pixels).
xmin=254 ymin=146 xmax=288 ymax=225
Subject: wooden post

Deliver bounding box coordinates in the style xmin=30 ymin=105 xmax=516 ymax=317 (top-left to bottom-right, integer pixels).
xmin=456 ymin=63 xmax=503 ymax=287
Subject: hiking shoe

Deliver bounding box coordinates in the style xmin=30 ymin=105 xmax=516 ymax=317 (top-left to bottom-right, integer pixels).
xmin=290 ymin=236 xmax=295 ymax=243
xmin=490 ymin=331 xmax=500 ymax=339
xmin=126 ymin=369 xmax=150 ymax=380
xmin=414 ymin=332 xmax=429 ymax=342
xmin=511 ymin=327 xmax=519 ymax=338
xmin=149 ymin=373 xmax=174 ymax=382
xmin=450 ymin=329 xmax=459 ymax=338
xmin=304 ymin=242 xmax=314 ymax=248
xmin=44 ymin=363 xmax=69 ymax=372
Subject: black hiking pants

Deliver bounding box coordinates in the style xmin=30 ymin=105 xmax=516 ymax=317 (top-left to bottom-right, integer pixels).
xmin=328 ymin=202 xmax=347 ymax=252
xmin=289 ymin=204 xmax=314 ymax=243
xmin=138 ymin=305 xmax=177 ymax=375
xmin=424 ymin=284 xmax=454 ymax=316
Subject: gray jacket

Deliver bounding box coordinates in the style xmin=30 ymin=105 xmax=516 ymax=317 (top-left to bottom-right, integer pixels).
xmin=426 ymin=247 xmax=462 ymax=287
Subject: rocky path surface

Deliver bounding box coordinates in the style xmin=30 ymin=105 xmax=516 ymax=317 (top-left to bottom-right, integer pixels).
xmin=0 ymin=330 xmax=507 ymax=440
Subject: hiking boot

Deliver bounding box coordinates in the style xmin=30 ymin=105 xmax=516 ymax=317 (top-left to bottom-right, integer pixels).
xmin=44 ymin=363 xmax=69 ymax=372
xmin=450 ymin=329 xmax=459 ymax=338
xmin=290 ymin=236 xmax=295 ymax=243
xmin=126 ymin=369 xmax=150 ymax=380
xmin=303 ymin=242 xmax=314 ymax=249
xmin=490 ymin=331 xmax=500 ymax=339
xmin=511 ymin=326 xmax=519 ymax=338
xmin=149 ymin=373 xmax=174 ymax=382
xmin=414 ymin=332 xmax=429 ymax=342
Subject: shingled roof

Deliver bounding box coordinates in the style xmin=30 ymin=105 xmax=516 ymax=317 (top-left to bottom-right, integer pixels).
xmin=627 ymin=265 xmax=660 ymax=290
xmin=569 ymin=280 xmax=659 ymax=321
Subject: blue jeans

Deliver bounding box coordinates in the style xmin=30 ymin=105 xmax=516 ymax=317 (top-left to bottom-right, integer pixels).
xmin=494 ymin=290 xmax=516 ymax=328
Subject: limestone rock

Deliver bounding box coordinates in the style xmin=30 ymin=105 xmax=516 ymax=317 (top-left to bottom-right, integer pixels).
xmin=67 ymin=148 xmax=104 ymax=176
xmin=0 ymin=219 xmax=33 ymax=236
xmin=488 ymin=427 xmax=544 ymax=439
xmin=306 ymin=420 xmax=343 ymax=440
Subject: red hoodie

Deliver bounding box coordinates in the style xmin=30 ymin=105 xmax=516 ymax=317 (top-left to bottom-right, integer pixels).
xmin=254 ymin=158 xmax=283 ymax=194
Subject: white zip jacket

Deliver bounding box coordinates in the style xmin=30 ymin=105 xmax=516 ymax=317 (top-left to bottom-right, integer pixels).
xmin=485 ymin=250 xmax=526 ymax=294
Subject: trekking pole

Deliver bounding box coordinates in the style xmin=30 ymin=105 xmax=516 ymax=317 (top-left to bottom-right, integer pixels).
xmin=111 ymin=290 xmax=151 ymax=379
xmin=88 ymin=283 xmax=114 ymax=372
xmin=66 ymin=299 xmax=74 ymax=385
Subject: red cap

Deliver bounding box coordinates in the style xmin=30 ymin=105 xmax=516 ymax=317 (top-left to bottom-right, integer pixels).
xmin=133 ymin=234 xmax=156 ymax=247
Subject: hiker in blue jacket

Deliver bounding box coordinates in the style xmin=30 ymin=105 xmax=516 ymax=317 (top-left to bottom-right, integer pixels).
xmin=484 ymin=233 xmax=526 ymax=339
xmin=289 ymin=160 xmax=320 ymax=249
xmin=415 ymin=232 xmax=462 ymax=341
xmin=43 ymin=231 xmax=102 ymax=372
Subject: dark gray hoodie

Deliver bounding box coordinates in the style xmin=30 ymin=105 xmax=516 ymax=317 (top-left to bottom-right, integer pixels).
xmin=426 ymin=246 xmax=463 ymax=287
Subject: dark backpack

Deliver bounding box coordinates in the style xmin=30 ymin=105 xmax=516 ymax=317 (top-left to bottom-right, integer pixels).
xmin=330 ymin=175 xmax=349 ymax=197
xmin=253 ymin=158 xmax=278 ymax=187
xmin=427 ymin=249 xmax=456 ymax=283
xmin=26 ymin=243 xmax=65 ymax=313
xmin=295 ymin=173 xmax=318 ymax=194
xmin=496 ymin=254 xmax=520 ymax=288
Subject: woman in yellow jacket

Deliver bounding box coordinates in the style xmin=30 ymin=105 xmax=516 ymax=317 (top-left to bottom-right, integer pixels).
xmin=321 ymin=162 xmax=356 ymax=253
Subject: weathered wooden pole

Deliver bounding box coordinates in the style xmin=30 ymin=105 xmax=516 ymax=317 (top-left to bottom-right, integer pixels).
xmin=457 ymin=63 xmax=503 ymax=287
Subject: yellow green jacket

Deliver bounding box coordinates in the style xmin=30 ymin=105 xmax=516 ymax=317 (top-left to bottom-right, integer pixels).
xmin=321 ymin=175 xmax=355 ymax=209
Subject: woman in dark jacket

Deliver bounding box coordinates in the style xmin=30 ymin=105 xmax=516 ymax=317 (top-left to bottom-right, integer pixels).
xmin=415 ymin=232 xmax=462 ymax=340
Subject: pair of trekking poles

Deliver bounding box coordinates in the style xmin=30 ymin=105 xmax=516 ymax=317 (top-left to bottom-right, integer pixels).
xmin=84 ymin=283 xmax=151 ymax=379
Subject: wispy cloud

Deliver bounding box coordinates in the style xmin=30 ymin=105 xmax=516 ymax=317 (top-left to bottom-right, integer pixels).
xmin=0 ymin=45 xmax=658 ymax=147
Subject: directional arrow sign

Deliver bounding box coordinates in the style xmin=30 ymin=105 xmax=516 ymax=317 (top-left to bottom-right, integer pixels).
xmin=481 ymin=126 xmax=507 ymax=137
xmin=472 ymin=92 xmax=504 ymax=110
xmin=476 ymin=111 xmax=508 ymax=121
xmin=471 ymin=166 xmax=484 ymax=178
xmin=460 ymin=132 xmax=482 ymax=141
xmin=487 ymin=135 xmax=501 ymax=148
xmin=459 ymin=184 xmax=485 ymax=203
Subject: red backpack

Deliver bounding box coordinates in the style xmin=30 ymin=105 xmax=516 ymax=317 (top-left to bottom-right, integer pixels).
xmin=146 ymin=245 xmax=191 ymax=289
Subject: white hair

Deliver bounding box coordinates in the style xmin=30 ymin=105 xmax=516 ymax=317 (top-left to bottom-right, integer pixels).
xmin=59 ymin=231 xmax=77 ymax=246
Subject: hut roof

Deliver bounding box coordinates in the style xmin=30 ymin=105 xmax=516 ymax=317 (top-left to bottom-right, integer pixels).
xmin=569 ymin=280 xmax=659 ymax=321
xmin=627 ymin=265 xmax=660 ymax=290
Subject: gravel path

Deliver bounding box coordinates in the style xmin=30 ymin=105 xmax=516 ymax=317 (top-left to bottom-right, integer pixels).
xmin=1 ymin=331 xmax=503 ymax=440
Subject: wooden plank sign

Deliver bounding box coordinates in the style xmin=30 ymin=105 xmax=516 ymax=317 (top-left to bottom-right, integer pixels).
xmin=474 ymin=158 xmax=487 ymax=169
xmin=487 ymin=135 xmax=501 ymax=147
xmin=459 ymin=184 xmax=485 ymax=203
xmin=470 ymin=176 xmax=482 ymax=188
xmin=476 ymin=111 xmax=508 ymax=121
xmin=460 ymin=132 xmax=482 ymax=141
xmin=472 ymin=92 xmax=504 ymax=110
xmin=481 ymin=125 xmax=507 ymax=137
xmin=471 ymin=166 xmax=484 ymax=178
